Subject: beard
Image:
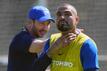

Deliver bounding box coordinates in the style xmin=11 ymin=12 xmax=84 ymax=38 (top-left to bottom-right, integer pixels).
xmin=32 ymin=29 xmax=40 ymax=38
xmin=31 ymin=26 xmax=40 ymax=38
xmin=57 ymin=20 xmax=72 ymax=32
xmin=32 ymin=27 xmax=47 ymax=38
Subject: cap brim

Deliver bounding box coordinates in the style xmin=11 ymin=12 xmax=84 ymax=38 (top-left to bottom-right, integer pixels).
xmin=48 ymin=19 xmax=55 ymax=23
xmin=38 ymin=16 xmax=55 ymax=23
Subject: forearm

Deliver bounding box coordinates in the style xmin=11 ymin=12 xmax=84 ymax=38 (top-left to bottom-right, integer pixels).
xmin=32 ymin=53 xmax=52 ymax=71
xmin=47 ymin=38 xmax=62 ymax=57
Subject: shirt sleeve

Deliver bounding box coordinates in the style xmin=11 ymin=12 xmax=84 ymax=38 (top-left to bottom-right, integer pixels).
xmin=84 ymin=68 xmax=99 ymax=71
xmin=80 ymin=39 xmax=99 ymax=70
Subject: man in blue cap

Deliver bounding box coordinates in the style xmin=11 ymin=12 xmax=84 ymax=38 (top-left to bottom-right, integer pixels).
xmin=7 ymin=6 xmax=54 ymax=71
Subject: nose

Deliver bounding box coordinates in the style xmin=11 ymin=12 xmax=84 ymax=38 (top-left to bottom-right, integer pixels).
xmin=60 ymin=15 xmax=65 ymax=19
xmin=43 ymin=25 xmax=49 ymax=30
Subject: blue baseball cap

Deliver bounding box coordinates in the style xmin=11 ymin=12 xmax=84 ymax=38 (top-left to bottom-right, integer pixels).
xmin=28 ymin=6 xmax=54 ymax=22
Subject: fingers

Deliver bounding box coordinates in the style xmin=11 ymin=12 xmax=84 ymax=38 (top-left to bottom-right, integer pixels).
xmin=51 ymin=33 xmax=77 ymax=48
xmin=60 ymin=33 xmax=77 ymax=47
xmin=63 ymin=33 xmax=77 ymax=40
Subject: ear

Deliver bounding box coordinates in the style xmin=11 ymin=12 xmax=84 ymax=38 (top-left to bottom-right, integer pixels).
xmin=76 ymin=16 xmax=79 ymax=25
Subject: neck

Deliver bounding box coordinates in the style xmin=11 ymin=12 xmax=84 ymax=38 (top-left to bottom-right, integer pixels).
xmin=61 ymin=28 xmax=80 ymax=35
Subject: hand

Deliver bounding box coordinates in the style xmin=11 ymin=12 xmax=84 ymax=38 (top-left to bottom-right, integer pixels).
xmin=59 ymin=32 xmax=77 ymax=47
xmin=29 ymin=39 xmax=47 ymax=53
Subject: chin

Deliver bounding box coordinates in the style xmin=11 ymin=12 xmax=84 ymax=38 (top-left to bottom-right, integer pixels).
xmin=33 ymin=34 xmax=40 ymax=38
xmin=39 ymin=35 xmax=44 ymax=38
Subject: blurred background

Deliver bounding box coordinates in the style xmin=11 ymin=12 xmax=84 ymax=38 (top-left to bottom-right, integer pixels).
xmin=0 ymin=0 xmax=107 ymax=71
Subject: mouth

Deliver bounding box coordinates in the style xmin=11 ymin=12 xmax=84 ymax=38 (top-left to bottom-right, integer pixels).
xmin=39 ymin=30 xmax=47 ymax=37
xmin=57 ymin=20 xmax=72 ymax=32
xmin=58 ymin=20 xmax=67 ymax=24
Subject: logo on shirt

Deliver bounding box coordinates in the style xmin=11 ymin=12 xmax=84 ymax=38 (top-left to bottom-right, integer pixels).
xmin=53 ymin=60 xmax=73 ymax=68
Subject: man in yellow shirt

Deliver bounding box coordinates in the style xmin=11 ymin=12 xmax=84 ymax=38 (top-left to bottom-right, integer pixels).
xmin=33 ymin=3 xmax=99 ymax=71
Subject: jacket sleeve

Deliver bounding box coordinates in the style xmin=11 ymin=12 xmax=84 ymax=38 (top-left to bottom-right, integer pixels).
xmin=32 ymin=39 xmax=52 ymax=71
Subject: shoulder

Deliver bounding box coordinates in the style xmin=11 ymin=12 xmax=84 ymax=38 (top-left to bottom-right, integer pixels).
xmin=80 ymin=38 xmax=98 ymax=58
xmin=10 ymin=31 xmax=34 ymax=49
xmin=14 ymin=30 xmax=34 ymax=42
xmin=79 ymin=33 xmax=97 ymax=51
xmin=82 ymin=39 xmax=98 ymax=53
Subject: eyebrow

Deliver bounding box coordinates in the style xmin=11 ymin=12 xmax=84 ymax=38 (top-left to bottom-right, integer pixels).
xmin=56 ymin=10 xmax=71 ymax=15
xmin=64 ymin=11 xmax=71 ymax=13
xmin=56 ymin=11 xmax=60 ymax=14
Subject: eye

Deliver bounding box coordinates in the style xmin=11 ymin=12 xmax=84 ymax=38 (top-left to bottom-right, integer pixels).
xmin=56 ymin=11 xmax=62 ymax=17
xmin=64 ymin=11 xmax=72 ymax=17
xmin=41 ymin=21 xmax=50 ymax=25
